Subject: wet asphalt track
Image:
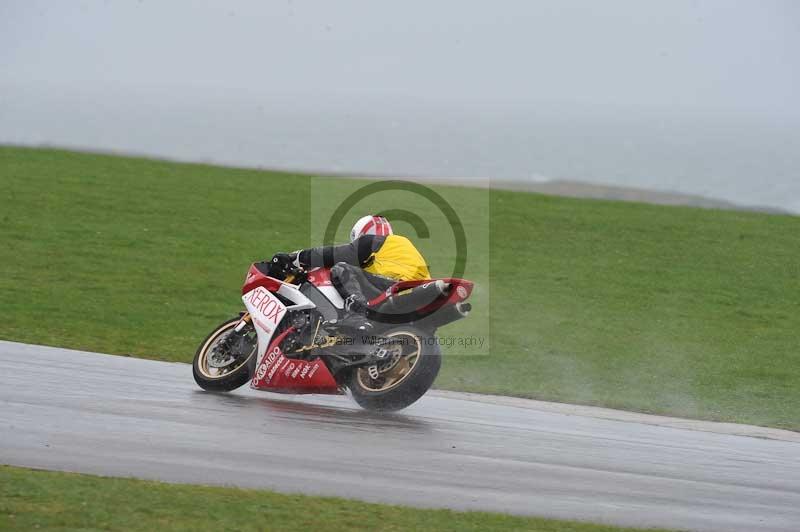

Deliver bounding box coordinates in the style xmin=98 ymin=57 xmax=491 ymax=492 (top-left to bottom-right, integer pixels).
xmin=2 ymin=340 xmax=799 ymax=532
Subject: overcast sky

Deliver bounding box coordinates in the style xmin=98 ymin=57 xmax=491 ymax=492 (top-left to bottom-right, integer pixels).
xmin=2 ymin=0 xmax=798 ymax=112
xmin=1 ymin=1 xmax=799 ymax=210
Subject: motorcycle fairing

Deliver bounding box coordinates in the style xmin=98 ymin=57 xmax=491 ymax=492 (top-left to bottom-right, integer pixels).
xmin=306 ymin=267 xmax=333 ymax=286
xmin=250 ymin=327 xmax=339 ymax=394
xmin=307 ymin=267 xmax=473 ymax=313
xmin=368 ymin=278 xmax=474 ymax=310
xmin=307 ymin=267 xmax=345 ymax=308
xmin=242 ymin=264 xmax=340 ymax=394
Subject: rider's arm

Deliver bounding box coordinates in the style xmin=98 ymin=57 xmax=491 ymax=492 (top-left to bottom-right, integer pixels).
xmin=296 ymin=235 xmax=385 ymax=269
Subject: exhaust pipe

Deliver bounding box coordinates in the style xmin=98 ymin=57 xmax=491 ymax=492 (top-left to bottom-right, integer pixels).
xmin=417 ymin=301 xmax=472 ymax=330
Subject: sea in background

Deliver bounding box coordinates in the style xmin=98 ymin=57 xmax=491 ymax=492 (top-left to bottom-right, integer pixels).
xmin=2 ymin=85 xmax=797 ymax=214
xmin=3 ymin=1 xmax=798 ymax=213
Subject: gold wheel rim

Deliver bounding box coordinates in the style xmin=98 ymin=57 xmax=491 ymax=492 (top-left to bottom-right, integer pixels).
xmin=355 ymin=332 xmax=422 ymax=392
xmin=197 ymin=322 xmax=256 ymax=379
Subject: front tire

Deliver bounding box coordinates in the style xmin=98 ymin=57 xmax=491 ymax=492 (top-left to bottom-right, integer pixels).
xmin=193 ymin=317 xmax=257 ymax=392
xmin=347 ymin=327 xmax=441 ymax=411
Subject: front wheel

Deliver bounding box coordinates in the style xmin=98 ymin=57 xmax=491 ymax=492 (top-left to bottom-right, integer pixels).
xmin=193 ymin=317 xmax=257 ymax=392
xmin=347 ymin=327 xmax=441 ymax=411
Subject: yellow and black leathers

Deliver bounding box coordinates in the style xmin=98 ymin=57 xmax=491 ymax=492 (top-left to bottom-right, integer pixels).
xmin=297 ymin=234 xmax=430 ymax=281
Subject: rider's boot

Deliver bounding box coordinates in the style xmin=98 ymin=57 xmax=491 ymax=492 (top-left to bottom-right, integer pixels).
xmin=334 ymin=294 xmax=373 ymax=333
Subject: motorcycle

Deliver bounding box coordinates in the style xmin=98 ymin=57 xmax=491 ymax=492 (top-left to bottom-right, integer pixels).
xmin=192 ymin=257 xmax=473 ymax=411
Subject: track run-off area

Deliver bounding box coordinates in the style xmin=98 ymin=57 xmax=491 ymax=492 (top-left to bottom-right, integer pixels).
xmin=1 ymin=340 xmax=799 ymax=532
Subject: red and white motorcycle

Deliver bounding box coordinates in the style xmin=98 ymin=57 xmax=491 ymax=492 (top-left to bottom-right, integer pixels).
xmin=192 ymin=258 xmax=473 ymax=411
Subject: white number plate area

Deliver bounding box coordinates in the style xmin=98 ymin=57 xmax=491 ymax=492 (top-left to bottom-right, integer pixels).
xmin=243 ymin=287 xmax=287 ymax=337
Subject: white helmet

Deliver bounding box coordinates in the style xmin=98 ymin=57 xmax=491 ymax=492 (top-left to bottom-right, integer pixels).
xmin=350 ymin=215 xmax=393 ymax=242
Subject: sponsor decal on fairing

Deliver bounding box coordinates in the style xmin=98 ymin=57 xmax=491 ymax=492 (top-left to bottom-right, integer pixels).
xmin=245 ymin=287 xmax=286 ymax=332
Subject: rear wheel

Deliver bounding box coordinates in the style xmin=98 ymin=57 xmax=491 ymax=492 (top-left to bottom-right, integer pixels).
xmin=347 ymin=327 xmax=441 ymax=411
xmin=193 ymin=317 xmax=257 ymax=392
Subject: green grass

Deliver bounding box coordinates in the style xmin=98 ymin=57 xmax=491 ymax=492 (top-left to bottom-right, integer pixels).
xmin=0 ymin=465 xmax=670 ymax=532
xmin=1 ymin=146 xmax=799 ymax=430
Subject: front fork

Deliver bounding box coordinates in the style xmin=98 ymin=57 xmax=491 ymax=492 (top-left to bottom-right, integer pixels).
xmin=217 ymin=312 xmax=252 ymax=353
xmin=233 ymin=312 xmax=252 ymax=333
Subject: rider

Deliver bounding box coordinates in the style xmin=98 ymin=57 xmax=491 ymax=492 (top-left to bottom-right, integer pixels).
xmin=273 ymin=215 xmax=430 ymax=331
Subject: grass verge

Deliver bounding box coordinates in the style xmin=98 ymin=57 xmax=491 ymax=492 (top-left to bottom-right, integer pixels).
xmin=1 ymin=146 xmax=799 ymax=430
xmin=0 ymin=465 xmax=671 ymax=532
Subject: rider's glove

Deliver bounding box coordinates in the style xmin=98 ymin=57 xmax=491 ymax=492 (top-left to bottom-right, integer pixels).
xmin=271 ymin=252 xmax=297 ymax=267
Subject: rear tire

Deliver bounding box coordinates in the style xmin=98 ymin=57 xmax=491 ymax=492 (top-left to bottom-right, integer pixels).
xmin=347 ymin=327 xmax=441 ymax=412
xmin=193 ymin=317 xmax=256 ymax=392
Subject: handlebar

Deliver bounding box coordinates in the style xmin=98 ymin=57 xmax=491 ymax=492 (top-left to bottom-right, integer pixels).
xmin=282 ymin=266 xmax=307 ymax=284
xmin=267 ymin=255 xmax=307 ymax=284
